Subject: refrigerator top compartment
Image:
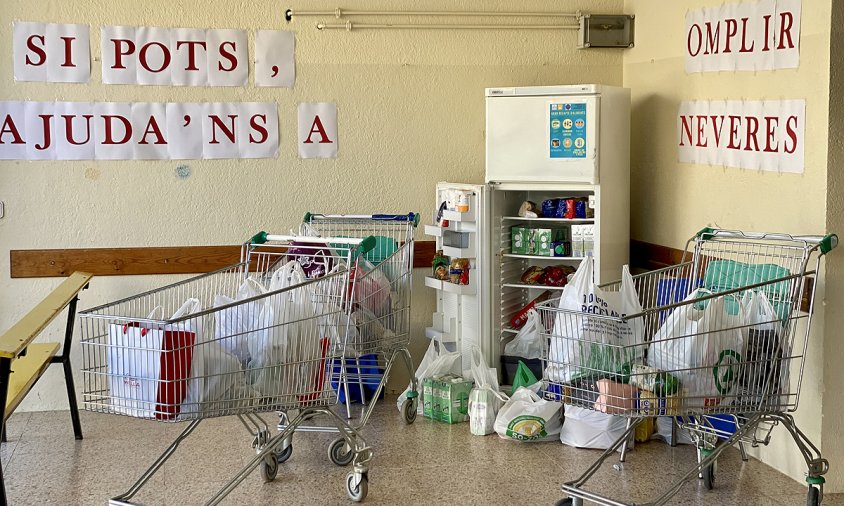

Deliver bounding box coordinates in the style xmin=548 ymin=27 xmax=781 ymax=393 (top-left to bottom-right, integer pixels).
xmin=485 ymin=84 xmax=629 ymax=185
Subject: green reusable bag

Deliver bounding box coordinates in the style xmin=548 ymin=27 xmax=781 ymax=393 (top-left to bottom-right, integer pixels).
xmin=512 ymin=360 xmax=540 ymax=393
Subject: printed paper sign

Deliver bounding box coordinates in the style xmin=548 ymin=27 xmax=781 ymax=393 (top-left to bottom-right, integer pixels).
xmin=101 ymin=26 xmax=248 ymax=86
xmin=0 ymin=101 xmax=278 ymax=160
xmin=685 ymin=0 xmax=802 ymax=73
xmin=255 ymin=31 xmax=295 ymax=87
xmin=677 ymin=99 xmax=805 ymax=173
xmin=549 ymin=103 xmax=586 ymax=159
xmin=13 ymin=22 xmax=90 ymax=83
xmin=298 ymin=102 xmax=337 ymax=159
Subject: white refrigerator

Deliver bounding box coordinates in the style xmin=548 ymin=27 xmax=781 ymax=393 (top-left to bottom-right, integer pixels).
xmin=425 ymin=84 xmax=631 ymax=378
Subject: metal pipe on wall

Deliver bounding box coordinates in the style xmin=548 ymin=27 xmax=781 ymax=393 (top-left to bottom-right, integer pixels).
xmin=315 ymin=21 xmax=579 ymax=31
xmin=286 ymin=8 xmax=580 ymax=21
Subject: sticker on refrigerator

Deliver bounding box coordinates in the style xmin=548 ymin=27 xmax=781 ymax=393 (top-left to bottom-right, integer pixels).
xmin=549 ymin=103 xmax=586 ymax=159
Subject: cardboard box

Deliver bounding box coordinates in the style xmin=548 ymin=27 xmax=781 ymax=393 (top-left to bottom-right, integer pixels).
xmin=530 ymin=228 xmax=567 ymax=256
xmin=638 ymin=389 xmax=682 ymax=416
xmin=422 ymin=378 xmax=435 ymax=419
xmin=511 ymin=226 xmax=530 ymax=254
xmin=438 ymin=376 xmax=474 ymax=424
xmin=422 ymin=375 xmax=473 ymax=424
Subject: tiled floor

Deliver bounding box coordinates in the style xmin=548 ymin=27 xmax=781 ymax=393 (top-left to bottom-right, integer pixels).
xmin=3 ymin=401 xmax=842 ymax=505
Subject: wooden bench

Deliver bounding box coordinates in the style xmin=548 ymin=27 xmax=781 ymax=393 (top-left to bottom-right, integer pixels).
xmin=0 ymin=272 xmax=92 ymax=506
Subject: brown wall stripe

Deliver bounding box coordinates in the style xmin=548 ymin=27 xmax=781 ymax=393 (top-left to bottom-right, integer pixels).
xmin=11 ymin=241 xmax=439 ymax=278
xmin=10 ymin=239 xmax=809 ymax=311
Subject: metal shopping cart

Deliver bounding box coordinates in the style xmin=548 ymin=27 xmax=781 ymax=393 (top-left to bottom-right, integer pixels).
xmin=79 ymin=235 xmax=378 ymax=505
xmin=535 ymin=228 xmax=837 ymax=506
xmin=250 ymin=212 xmax=420 ymax=468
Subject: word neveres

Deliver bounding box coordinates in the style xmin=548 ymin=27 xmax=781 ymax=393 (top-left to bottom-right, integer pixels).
xmin=677 ymin=100 xmax=805 ymax=173
xmin=0 ymin=102 xmax=279 ymax=160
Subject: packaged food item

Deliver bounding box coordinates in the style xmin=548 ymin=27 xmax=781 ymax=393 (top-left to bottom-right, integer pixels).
xmin=551 ymin=241 xmax=567 ymax=257
xmin=575 ymin=199 xmax=587 ymax=219
xmin=456 ymin=191 xmax=471 ymax=213
xmin=629 ymin=365 xmax=680 ymax=396
xmin=449 ymin=258 xmax=470 ymax=285
xmin=565 ymin=198 xmax=577 ymax=219
xmin=520 ymin=266 xmax=545 ymax=284
xmin=432 ymin=250 xmax=450 ymax=279
xmin=542 ymin=266 xmax=567 ymax=287
xmin=541 ymin=199 xmax=558 ymax=218
xmin=518 ymin=201 xmax=539 ymax=218
xmin=586 ymin=195 xmax=595 ymax=218
xmin=594 ymin=379 xmax=638 ymax=415
xmin=530 ymin=228 xmax=566 ymax=256
xmin=511 ymin=226 xmax=530 ymax=254
xmin=635 ymin=417 xmax=655 ymax=442
xmin=638 ymin=389 xmax=683 ymax=416
xmin=509 ymin=290 xmax=552 ymax=329
xmin=555 ymin=199 xmax=568 ymax=218
xmin=571 ymin=225 xmax=586 ymax=257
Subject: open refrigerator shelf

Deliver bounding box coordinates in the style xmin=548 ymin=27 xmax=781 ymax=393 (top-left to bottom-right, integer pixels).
xmin=501 ymin=216 xmax=594 ymax=224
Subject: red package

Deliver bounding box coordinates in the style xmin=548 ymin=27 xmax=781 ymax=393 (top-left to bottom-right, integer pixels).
xmin=509 ymin=290 xmax=552 ymax=329
xmin=565 ymin=199 xmax=577 ymax=219
xmin=542 ymin=266 xmax=567 ymax=287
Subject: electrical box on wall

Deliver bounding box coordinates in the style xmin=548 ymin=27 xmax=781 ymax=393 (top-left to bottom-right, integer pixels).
xmin=578 ymin=14 xmax=635 ymax=48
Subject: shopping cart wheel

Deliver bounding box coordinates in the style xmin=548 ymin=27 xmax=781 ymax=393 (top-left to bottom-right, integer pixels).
xmin=329 ymin=438 xmax=355 ymax=466
xmin=346 ymin=472 xmax=368 ymax=502
xmin=260 ymin=452 xmax=279 ymax=482
xmin=703 ymin=463 xmax=715 ymax=490
xmin=807 ymin=486 xmax=820 ymax=506
xmin=402 ymin=397 xmax=418 ymax=424
xmin=275 ymin=442 xmax=293 ymax=464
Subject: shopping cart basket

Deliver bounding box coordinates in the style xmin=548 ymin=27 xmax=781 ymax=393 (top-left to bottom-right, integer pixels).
xmin=535 ymin=228 xmax=837 ymax=506
xmin=246 ymin=213 xmax=419 ymax=468
xmin=79 ymin=235 xmax=378 ymax=504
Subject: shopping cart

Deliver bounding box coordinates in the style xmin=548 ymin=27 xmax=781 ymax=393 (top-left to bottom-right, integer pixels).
xmin=251 ymin=212 xmax=420 ymax=467
xmin=535 ymin=228 xmax=837 ymax=506
xmin=79 ymin=235 xmax=378 ymax=504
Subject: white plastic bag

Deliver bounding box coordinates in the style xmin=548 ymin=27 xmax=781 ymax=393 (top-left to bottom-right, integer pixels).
xmin=547 ymin=260 xmax=644 ymax=383
xmin=559 ymin=404 xmax=631 ymax=451
xmin=396 ymin=339 xmax=461 ymax=414
xmin=493 ymin=385 xmax=562 ymax=442
xmin=213 ymin=277 xmax=270 ymax=368
xmin=652 ymin=416 xmax=694 ymax=445
xmin=180 ymin=297 xmax=262 ymax=418
xmin=468 ymin=346 xmax=507 ymax=436
xmin=738 ymin=290 xmax=787 ymax=407
xmin=503 ymin=309 xmax=543 ymax=360
xmin=648 ymin=290 xmax=745 ymax=405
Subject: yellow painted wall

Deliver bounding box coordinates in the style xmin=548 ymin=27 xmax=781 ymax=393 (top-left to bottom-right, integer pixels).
xmin=823 ymin=0 xmax=844 ymax=494
xmin=624 ymin=0 xmax=837 ymax=491
xmin=0 ymin=1 xmax=624 ymax=409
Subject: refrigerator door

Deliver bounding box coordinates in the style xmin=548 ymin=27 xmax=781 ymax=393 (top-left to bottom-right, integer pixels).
xmin=485 ymin=89 xmax=600 ymax=184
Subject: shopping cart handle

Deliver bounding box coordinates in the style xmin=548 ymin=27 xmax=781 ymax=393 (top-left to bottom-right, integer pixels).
xmin=821 ymin=234 xmax=838 ymax=254
xmin=250 ymin=231 xmax=269 ymax=244
xmin=359 ymin=235 xmax=377 ymax=255
xmin=371 ymin=213 xmax=418 ymax=225
xmin=696 ymin=227 xmax=716 ymax=239
xmin=303 ymin=212 xmax=419 ymax=227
